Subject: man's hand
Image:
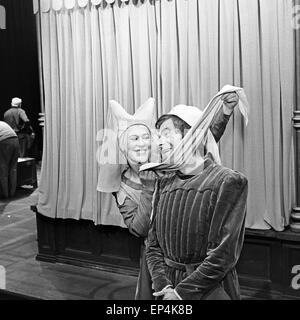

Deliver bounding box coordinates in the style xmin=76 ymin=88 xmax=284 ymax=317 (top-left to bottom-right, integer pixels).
xmin=163 ymin=290 xmax=180 ymax=300
xmin=139 ymin=170 xmax=157 ymax=193
xmin=153 ymin=287 xmax=181 ymax=300
xmin=222 ymin=92 xmax=239 ymax=115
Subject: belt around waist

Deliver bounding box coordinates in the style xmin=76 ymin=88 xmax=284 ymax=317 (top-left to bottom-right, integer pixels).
xmin=164 ymin=257 xmax=203 ymax=275
xmin=0 ymin=136 xmax=18 ymax=142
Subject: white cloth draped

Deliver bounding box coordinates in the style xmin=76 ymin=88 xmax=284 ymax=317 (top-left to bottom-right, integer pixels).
xmin=37 ymin=0 xmax=295 ymax=231
xmin=140 ymin=85 xmax=249 ymax=172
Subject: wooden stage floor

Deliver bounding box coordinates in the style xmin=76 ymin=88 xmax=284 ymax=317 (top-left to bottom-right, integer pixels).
xmin=0 ymin=167 xmax=137 ymax=300
xmin=0 ymin=165 xmax=264 ymax=300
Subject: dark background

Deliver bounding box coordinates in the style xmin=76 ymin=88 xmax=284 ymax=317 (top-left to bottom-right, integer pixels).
xmin=0 ymin=0 xmax=42 ymax=159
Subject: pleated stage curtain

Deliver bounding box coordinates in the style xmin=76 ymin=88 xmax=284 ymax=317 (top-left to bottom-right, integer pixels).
xmin=36 ymin=0 xmax=296 ymax=231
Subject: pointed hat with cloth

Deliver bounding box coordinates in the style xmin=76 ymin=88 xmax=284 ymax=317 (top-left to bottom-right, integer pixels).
xmin=140 ymin=85 xmax=249 ymax=173
xmin=97 ymin=98 xmax=156 ymax=193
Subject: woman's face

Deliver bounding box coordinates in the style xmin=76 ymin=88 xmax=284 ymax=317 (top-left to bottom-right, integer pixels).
xmin=126 ymin=125 xmax=151 ymax=165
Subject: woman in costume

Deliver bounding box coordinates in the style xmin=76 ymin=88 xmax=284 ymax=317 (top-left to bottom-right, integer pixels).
xmin=97 ymin=98 xmax=157 ymax=300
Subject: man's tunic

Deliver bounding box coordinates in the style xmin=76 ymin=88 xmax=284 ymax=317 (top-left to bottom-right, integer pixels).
xmin=146 ymin=155 xmax=248 ymax=300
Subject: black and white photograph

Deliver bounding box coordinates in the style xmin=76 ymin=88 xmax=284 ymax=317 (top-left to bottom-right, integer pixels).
xmin=0 ymin=0 xmax=300 ymax=308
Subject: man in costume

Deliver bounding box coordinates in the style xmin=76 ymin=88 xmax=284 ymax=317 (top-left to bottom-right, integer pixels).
xmin=97 ymin=92 xmax=239 ymax=299
xmin=143 ymin=86 xmax=249 ymax=300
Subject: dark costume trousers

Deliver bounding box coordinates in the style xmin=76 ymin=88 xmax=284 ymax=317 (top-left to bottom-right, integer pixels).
xmin=17 ymin=133 xmax=33 ymax=158
xmin=135 ymin=242 xmax=154 ymax=300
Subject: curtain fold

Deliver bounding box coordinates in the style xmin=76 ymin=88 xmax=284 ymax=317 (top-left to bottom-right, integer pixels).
xmin=37 ymin=0 xmax=296 ymax=231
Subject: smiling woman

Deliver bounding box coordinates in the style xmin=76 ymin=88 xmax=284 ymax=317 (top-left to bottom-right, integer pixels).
xmin=124 ymin=125 xmax=151 ymax=167
xmin=97 ymin=98 xmax=157 ymax=299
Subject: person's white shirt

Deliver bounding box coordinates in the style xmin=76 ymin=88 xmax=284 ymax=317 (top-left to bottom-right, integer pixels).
xmin=0 ymin=121 xmax=17 ymax=142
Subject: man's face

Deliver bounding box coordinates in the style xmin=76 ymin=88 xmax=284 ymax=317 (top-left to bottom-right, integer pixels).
xmin=126 ymin=125 xmax=151 ymax=165
xmin=158 ymin=119 xmax=183 ymax=162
